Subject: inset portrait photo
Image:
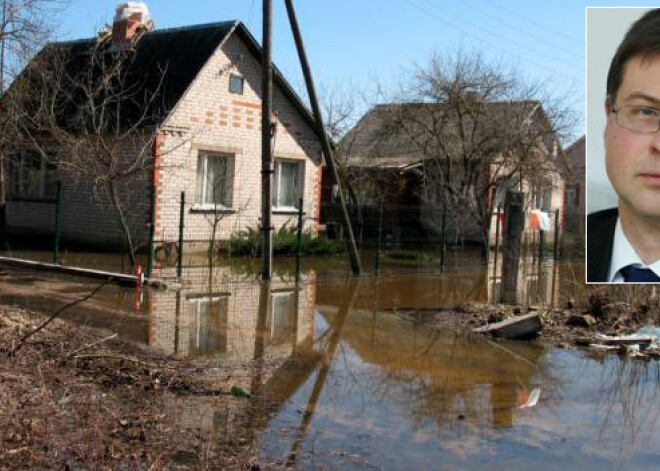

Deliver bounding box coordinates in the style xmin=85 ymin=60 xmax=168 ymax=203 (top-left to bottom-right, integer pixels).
xmin=586 ymin=7 xmax=660 ymax=283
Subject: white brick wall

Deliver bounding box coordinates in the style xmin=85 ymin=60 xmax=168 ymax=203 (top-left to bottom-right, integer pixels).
xmin=148 ymin=265 xmax=315 ymax=361
xmin=156 ymin=34 xmax=323 ymax=248
xmin=7 ymin=137 xmax=153 ymax=247
xmin=7 ymin=29 xmax=324 ymax=253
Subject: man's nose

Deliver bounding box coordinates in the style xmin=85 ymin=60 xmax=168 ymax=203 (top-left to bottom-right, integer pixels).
xmin=651 ymin=128 xmax=660 ymax=153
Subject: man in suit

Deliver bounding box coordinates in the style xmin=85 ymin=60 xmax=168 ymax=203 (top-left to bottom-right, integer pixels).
xmin=588 ymin=8 xmax=660 ymax=282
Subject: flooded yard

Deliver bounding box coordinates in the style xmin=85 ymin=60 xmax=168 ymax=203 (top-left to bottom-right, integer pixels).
xmin=2 ymin=255 xmax=659 ymax=469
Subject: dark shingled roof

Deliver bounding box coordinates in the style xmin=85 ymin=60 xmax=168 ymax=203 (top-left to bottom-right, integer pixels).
xmin=12 ymin=21 xmax=319 ymax=137
xmin=565 ymin=135 xmax=585 ymax=175
xmin=341 ymin=101 xmax=556 ymax=168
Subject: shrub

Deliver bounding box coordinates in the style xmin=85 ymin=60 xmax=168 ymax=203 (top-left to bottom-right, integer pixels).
xmin=229 ymin=224 xmax=344 ymax=256
xmin=386 ymin=249 xmax=418 ymax=260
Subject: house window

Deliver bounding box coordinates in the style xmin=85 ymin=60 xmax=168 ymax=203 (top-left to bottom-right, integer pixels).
xmin=532 ymin=184 xmax=553 ymax=212
xmin=195 ymin=151 xmax=233 ymax=208
xmin=268 ymin=292 xmax=295 ymax=345
xmin=493 ymin=176 xmax=518 ymax=210
xmin=272 ymin=159 xmax=303 ymax=210
xmin=229 ymin=74 xmax=244 ymax=95
xmin=8 ymin=150 xmax=57 ymax=201
xmin=187 ymin=296 xmax=228 ymax=356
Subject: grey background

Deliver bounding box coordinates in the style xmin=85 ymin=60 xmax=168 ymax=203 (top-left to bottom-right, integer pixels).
xmin=586 ymin=7 xmax=653 ymax=214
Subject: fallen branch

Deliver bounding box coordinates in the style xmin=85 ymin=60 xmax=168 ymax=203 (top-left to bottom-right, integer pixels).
xmin=64 ymin=332 xmax=118 ymax=359
xmin=10 ymin=279 xmax=110 ymax=355
xmin=72 ymin=353 xmax=173 ymax=370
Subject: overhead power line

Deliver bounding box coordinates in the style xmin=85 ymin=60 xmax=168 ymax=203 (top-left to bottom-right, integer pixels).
xmin=434 ymin=0 xmax=583 ymax=62
xmin=399 ymin=0 xmax=584 ymax=81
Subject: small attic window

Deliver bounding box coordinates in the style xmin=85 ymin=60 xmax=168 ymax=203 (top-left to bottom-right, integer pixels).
xmin=229 ymin=74 xmax=244 ymax=95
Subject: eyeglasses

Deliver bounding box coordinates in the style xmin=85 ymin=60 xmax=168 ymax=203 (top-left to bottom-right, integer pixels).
xmin=611 ymin=104 xmax=660 ymax=133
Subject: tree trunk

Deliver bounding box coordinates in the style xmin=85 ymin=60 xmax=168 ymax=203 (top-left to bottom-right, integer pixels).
xmin=108 ymin=182 xmax=136 ymax=268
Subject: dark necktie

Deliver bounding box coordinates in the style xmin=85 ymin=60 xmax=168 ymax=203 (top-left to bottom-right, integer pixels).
xmin=619 ymin=265 xmax=660 ymax=282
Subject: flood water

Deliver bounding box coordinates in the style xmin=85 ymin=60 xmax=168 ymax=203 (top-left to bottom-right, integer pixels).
xmin=2 ymin=253 xmax=660 ymax=469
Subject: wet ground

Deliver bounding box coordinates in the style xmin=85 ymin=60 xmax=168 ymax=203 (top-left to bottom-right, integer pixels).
xmin=2 ymin=250 xmax=659 ymax=469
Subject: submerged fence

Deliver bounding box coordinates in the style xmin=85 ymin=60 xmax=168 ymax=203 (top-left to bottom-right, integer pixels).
xmin=0 ymin=188 xmax=584 ymax=279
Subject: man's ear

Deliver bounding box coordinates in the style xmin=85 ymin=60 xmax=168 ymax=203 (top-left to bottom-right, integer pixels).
xmin=605 ymin=97 xmax=612 ymax=117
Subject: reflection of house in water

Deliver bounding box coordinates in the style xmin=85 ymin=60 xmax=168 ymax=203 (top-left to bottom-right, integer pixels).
xmin=486 ymin=255 xmax=560 ymax=307
xmin=316 ymin=271 xmax=490 ymax=311
xmin=146 ymin=265 xmax=317 ymax=360
xmin=316 ymin=303 xmax=546 ymax=430
xmin=486 ymin=255 xmax=583 ymax=308
xmin=313 ymin=259 xmax=570 ymax=313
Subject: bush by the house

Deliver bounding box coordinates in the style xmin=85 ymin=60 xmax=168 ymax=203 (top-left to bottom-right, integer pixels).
xmin=230 ymin=224 xmax=344 ymax=256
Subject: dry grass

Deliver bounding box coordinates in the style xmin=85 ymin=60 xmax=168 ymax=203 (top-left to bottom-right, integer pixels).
xmin=0 ymin=307 xmax=260 ymax=470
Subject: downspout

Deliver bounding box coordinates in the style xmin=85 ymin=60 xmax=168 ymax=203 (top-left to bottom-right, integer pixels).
xmin=147 ymin=132 xmax=161 ymax=279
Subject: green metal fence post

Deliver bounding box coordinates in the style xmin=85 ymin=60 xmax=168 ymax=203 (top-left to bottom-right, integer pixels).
xmin=492 ymin=205 xmax=501 ymax=282
xmin=295 ymin=197 xmax=304 ymax=280
xmin=177 ymin=191 xmax=185 ymax=278
xmin=440 ymin=208 xmax=446 ymax=270
xmin=375 ymin=201 xmax=383 ymax=276
xmin=554 ymin=208 xmax=560 ymax=261
xmin=53 ymin=181 xmax=62 ymax=264
xmin=147 ymin=180 xmax=156 ymax=279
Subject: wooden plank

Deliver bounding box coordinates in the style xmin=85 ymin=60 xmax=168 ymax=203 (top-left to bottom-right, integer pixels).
xmin=473 ymin=312 xmax=541 ymax=339
xmin=593 ymin=334 xmax=656 ymax=346
xmin=0 ymin=256 xmax=141 ymax=287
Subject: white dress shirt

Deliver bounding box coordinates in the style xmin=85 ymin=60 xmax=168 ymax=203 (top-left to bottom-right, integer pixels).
xmin=608 ymin=217 xmax=660 ymax=282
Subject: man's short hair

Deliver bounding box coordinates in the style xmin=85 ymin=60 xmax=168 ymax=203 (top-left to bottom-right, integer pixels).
xmin=607 ymin=9 xmax=660 ymax=103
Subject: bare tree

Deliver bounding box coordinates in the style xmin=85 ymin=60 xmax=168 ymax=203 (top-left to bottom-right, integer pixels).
xmin=342 ymin=50 xmax=577 ymax=247
xmin=199 ymin=161 xmax=250 ymax=261
xmin=0 ymin=0 xmax=65 ymax=93
xmin=2 ymin=30 xmax=175 ymax=266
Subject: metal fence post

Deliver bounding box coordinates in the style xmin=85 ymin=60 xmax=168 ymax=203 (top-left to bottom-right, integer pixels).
xmin=492 ymin=205 xmax=501 ymax=282
xmin=554 ymin=208 xmax=560 ymax=261
xmin=295 ymin=197 xmax=304 ymax=280
xmin=177 ymin=191 xmax=185 ymax=278
xmin=147 ymin=183 xmax=156 ymax=279
xmin=440 ymin=208 xmax=446 ymax=270
xmin=375 ymin=201 xmax=383 ymax=276
xmin=53 ymin=181 xmax=62 ymax=264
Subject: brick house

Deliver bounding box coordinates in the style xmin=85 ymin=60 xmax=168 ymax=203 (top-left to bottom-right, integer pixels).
xmin=562 ymin=135 xmax=585 ymax=238
xmin=326 ymin=102 xmax=566 ymax=246
xmin=3 ymin=5 xmax=323 ymax=256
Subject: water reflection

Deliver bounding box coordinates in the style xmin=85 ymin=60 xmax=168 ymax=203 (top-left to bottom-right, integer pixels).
xmin=4 ymin=261 xmax=660 ymax=468
xmin=0 ymin=257 xmax=585 ymax=359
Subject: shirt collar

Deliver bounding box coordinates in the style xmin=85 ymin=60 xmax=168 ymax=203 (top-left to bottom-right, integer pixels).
xmin=609 ymin=217 xmax=660 ymax=282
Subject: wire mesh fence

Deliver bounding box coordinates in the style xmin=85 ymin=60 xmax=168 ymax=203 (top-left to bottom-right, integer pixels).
xmin=0 ymin=188 xmax=585 ymax=279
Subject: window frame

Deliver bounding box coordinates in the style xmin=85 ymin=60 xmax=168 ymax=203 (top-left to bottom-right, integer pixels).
xmin=272 ymin=158 xmax=304 ymax=211
xmin=228 ymin=74 xmax=244 ymax=95
xmin=186 ymin=294 xmax=229 ymax=355
xmin=193 ymin=151 xmax=234 ymax=211
xmin=8 ymin=149 xmax=58 ymax=202
xmin=267 ymin=291 xmax=296 ymax=345
xmin=493 ymin=175 xmax=519 ymax=211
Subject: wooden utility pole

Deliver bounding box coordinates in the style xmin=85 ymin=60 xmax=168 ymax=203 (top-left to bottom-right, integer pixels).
xmin=0 ymin=0 xmax=7 ymax=95
xmin=500 ymin=191 xmax=525 ymax=304
xmin=260 ymin=0 xmax=274 ymax=280
xmin=284 ymin=0 xmax=362 ymax=275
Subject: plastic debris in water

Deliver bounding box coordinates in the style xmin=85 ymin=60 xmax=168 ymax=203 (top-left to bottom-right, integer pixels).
xmin=519 ymin=387 xmax=541 ymax=409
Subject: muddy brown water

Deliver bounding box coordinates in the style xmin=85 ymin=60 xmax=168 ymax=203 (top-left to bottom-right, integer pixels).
xmin=2 ymin=255 xmax=659 ymax=469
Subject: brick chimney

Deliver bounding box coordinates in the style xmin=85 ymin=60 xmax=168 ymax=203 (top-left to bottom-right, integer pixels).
xmin=112 ymin=2 xmax=151 ymax=45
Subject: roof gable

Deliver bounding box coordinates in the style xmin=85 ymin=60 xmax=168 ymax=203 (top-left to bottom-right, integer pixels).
xmin=7 ymin=21 xmax=319 ymax=138
xmin=341 ymin=101 xmax=558 ymax=168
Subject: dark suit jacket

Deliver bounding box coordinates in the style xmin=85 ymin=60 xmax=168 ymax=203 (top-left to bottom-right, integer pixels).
xmin=587 ymin=208 xmax=618 ymax=282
